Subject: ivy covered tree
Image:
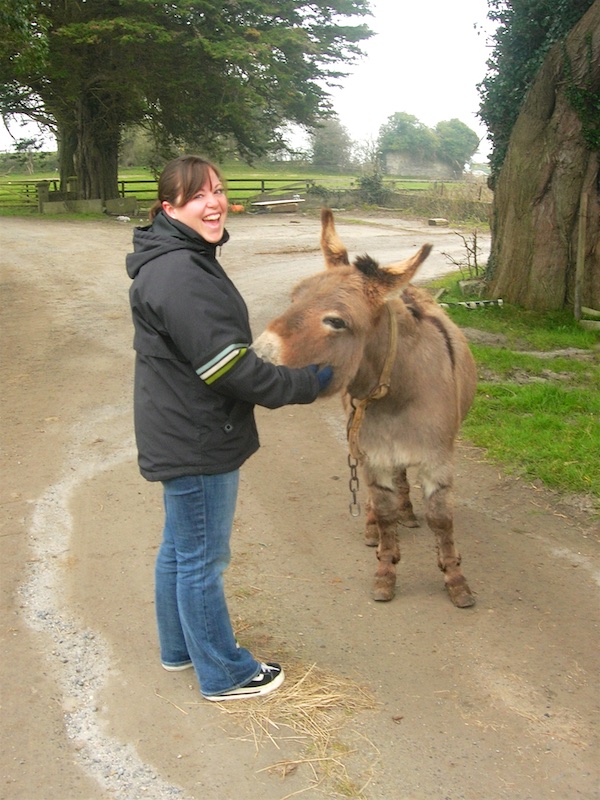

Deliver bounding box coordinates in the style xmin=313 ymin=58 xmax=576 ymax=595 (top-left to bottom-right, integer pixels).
xmin=478 ymin=0 xmax=595 ymax=184
xmin=481 ymin=0 xmax=600 ymax=311
xmin=0 ymin=0 xmax=372 ymax=200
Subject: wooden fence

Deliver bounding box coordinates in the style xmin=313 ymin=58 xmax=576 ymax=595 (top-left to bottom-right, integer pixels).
xmin=0 ymin=177 xmax=319 ymax=211
xmin=0 ymin=179 xmax=60 ymax=210
xmin=118 ymin=177 xmax=316 ymax=207
xmin=0 ymin=176 xmax=489 ymax=212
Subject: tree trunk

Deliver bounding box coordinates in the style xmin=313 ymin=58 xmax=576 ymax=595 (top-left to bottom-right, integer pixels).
xmin=56 ymin=122 xmax=77 ymax=190
xmin=488 ymin=0 xmax=600 ymax=311
xmin=74 ymin=91 xmax=121 ymax=201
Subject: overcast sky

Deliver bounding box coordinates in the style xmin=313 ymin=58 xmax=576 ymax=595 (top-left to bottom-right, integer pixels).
xmin=328 ymin=0 xmax=495 ymax=155
xmin=0 ymin=0 xmax=495 ymax=157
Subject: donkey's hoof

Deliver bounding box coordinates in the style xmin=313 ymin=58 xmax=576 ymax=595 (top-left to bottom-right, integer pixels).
xmin=446 ymin=578 xmax=475 ymax=608
xmin=372 ymin=587 xmax=395 ymax=602
xmin=372 ymin=577 xmax=396 ymax=602
xmin=399 ymin=513 xmax=419 ymax=529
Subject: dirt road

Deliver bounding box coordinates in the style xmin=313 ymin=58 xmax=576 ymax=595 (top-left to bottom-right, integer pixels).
xmin=1 ymin=213 xmax=599 ymax=800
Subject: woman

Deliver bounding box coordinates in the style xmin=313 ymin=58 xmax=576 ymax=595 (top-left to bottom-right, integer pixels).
xmin=126 ymin=156 xmax=332 ymax=701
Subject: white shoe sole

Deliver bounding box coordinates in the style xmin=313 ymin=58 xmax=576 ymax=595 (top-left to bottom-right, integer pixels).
xmin=204 ymin=668 xmax=285 ymax=702
xmin=162 ymin=662 xmax=193 ymax=672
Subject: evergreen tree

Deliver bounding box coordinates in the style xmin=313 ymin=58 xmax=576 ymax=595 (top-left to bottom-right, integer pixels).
xmin=0 ymin=0 xmax=372 ymax=199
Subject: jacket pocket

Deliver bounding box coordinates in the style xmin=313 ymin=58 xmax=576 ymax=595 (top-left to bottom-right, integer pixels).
xmin=221 ymin=399 xmax=253 ymax=434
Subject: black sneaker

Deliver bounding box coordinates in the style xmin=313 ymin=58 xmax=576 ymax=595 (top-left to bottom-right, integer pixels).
xmin=204 ymin=662 xmax=285 ymax=702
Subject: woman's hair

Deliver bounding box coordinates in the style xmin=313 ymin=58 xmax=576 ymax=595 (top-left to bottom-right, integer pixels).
xmin=149 ymin=155 xmax=225 ymax=220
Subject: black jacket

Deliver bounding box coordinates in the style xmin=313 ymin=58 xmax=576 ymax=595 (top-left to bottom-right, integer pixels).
xmin=126 ymin=211 xmax=319 ymax=480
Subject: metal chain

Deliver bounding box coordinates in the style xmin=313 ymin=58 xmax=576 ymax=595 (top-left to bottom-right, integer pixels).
xmin=345 ymin=303 xmax=397 ymax=515
xmin=347 ymin=453 xmax=361 ymax=517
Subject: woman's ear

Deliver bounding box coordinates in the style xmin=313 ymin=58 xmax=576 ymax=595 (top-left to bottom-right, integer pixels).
xmin=162 ymin=200 xmax=176 ymax=218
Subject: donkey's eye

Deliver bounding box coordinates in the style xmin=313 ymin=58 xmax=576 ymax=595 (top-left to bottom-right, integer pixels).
xmin=323 ymin=316 xmax=347 ymax=330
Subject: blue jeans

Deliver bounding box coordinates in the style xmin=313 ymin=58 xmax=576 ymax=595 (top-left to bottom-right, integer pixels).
xmin=156 ymin=472 xmax=260 ymax=697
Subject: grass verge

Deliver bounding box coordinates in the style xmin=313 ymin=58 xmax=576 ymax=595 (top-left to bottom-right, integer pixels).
xmin=426 ymin=273 xmax=600 ymax=508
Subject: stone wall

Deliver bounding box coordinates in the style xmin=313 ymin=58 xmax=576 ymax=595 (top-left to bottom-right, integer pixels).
xmin=36 ymin=182 xmax=138 ymax=215
xmin=384 ymin=152 xmax=456 ymax=179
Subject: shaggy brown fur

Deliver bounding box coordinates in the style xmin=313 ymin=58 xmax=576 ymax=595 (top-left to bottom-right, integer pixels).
xmin=253 ymin=209 xmax=477 ymax=607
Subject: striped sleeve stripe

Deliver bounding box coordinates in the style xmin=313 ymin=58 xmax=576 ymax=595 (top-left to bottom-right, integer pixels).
xmin=196 ymin=344 xmax=248 ymax=385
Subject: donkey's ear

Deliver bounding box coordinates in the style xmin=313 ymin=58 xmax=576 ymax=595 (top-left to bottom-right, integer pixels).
xmin=321 ymin=208 xmax=350 ymax=269
xmin=381 ymin=244 xmax=433 ymax=286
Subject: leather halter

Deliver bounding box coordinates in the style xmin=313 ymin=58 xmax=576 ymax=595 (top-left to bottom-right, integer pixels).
xmin=347 ymin=302 xmax=398 ymax=459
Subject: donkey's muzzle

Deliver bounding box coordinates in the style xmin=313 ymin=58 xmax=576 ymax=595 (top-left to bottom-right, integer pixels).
xmin=252 ymin=331 xmax=282 ymax=365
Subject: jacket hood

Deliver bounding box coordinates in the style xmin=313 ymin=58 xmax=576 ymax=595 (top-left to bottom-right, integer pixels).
xmin=126 ymin=210 xmax=230 ymax=279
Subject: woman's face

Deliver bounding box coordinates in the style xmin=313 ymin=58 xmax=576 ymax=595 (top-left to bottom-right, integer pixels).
xmin=162 ymin=168 xmax=228 ymax=242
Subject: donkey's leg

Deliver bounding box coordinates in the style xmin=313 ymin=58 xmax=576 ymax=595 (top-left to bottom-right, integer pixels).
xmin=421 ymin=465 xmax=475 ymax=608
xmin=365 ymin=467 xmax=418 ymax=548
xmin=394 ymin=467 xmax=419 ymax=528
xmin=364 ymin=466 xmax=402 ymax=602
xmin=364 ymin=495 xmax=379 ymax=547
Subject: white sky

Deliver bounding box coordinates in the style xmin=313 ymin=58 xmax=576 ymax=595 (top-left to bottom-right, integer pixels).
xmin=0 ymin=0 xmax=495 ymax=157
xmin=328 ymin=0 xmax=495 ymax=156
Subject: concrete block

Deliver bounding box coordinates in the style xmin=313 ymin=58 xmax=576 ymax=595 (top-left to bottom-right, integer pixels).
xmin=105 ymin=197 xmax=138 ymax=215
xmin=42 ymin=199 xmax=104 ymax=214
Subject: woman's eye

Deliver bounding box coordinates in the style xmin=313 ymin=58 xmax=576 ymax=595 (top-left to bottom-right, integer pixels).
xmin=323 ymin=316 xmax=347 ymax=330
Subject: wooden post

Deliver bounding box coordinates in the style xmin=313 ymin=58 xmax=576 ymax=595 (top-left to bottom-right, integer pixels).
xmin=36 ymin=181 xmax=50 ymax=213
xmin=574 ymin=191 xmax=588 ymax=322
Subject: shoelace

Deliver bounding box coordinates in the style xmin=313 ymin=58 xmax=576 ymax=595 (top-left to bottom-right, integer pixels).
xmin=253 ymin=663 xmax=276 ymax=680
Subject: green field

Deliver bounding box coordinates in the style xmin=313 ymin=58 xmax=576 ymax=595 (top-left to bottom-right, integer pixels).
xmin=428 ymin=274 xmax=600 ymax=506
xmin=0 ymin=163 xmax=490 ymax=219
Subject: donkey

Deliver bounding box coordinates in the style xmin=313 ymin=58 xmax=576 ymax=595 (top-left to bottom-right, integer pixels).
xmin=253 ymin=209 xmax=478 ymax=607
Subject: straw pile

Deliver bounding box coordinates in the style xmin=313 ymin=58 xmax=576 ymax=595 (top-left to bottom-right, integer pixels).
xmin=210 ymin=659 xmax=378 ymax=798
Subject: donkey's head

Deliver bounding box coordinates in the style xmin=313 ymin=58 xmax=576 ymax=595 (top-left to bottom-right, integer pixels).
xmin=253 ymin=208 xmax=432 ymax=395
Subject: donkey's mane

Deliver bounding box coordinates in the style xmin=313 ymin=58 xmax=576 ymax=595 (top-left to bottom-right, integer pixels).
xmin=401 ymin=287 xmax=424 ymax=319
xmin=354 ymin=254 xmax=398 ymax=289
xmin=353 ymin=254 xmax=379 ymax=276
